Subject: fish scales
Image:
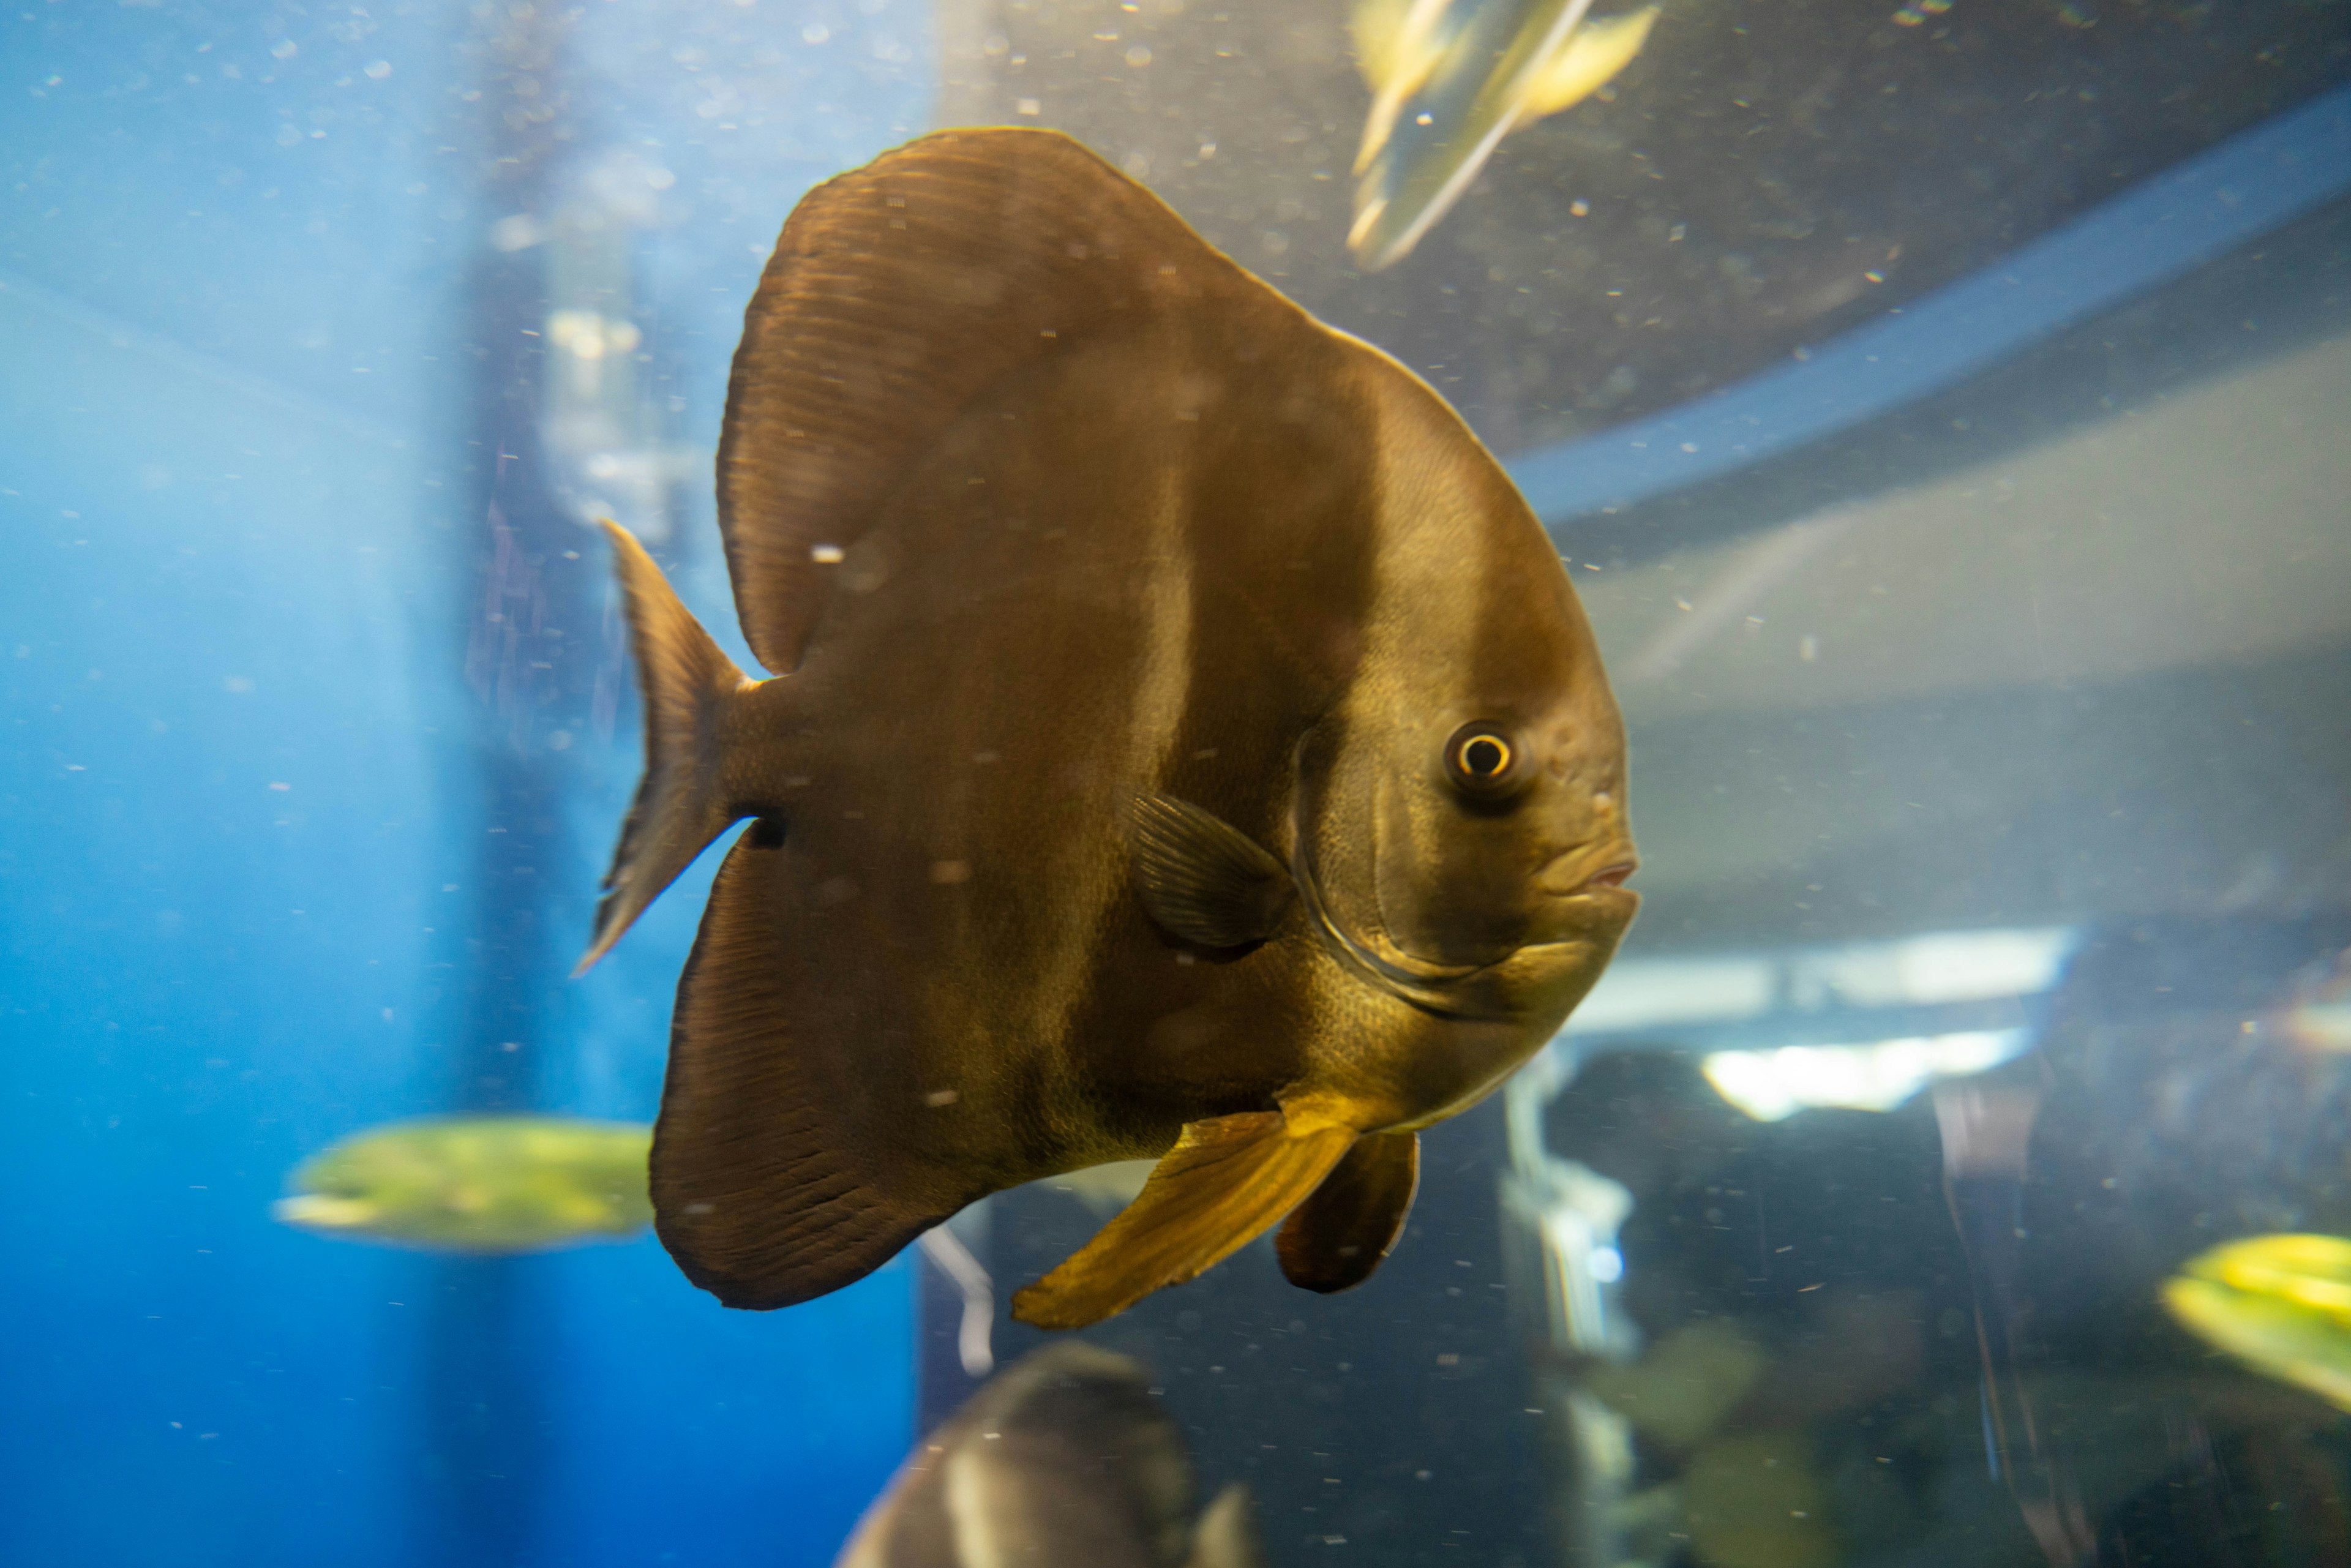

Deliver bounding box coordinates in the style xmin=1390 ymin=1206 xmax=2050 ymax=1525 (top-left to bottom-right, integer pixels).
xmin=583 ymin=127 xmax=1637 ymax=1327
xmin=768 ymin=324 xmax=1356 ymax=1108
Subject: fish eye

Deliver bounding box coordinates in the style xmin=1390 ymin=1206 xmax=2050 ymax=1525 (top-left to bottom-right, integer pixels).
xmin=1443 ymin=722 xmax=1526 ymax=798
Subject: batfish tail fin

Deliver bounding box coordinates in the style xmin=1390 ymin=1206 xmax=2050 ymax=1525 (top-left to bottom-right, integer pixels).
xmin=576 ymin=519 xmax=756 ymax=975
xmin=1009 ymin=1111 xmax=1358 ymax=1330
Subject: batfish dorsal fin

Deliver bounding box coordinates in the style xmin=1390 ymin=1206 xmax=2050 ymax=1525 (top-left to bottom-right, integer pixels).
xmin=1275 ymin=1130 xmax=1420 ymax=1293
xmin=1010 ymin=1111 xmax=1357 ymax=1330
xmin=719 ymin=127 xmax=1281 ymax=675
xmin=1128 ymin=794 xmax=1297 ymax=950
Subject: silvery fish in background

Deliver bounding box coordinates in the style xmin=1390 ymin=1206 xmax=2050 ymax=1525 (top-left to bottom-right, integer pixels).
xmin=836 ymin=1343 xmax=1262 ymax=1568
xmin=1350 ymin=0 xmax=1660 ymax=271
xmin=274 ymin=1117 xmax=653 ymax=1253
xmin=580 ymin=128 xmax=1637 ymax=1331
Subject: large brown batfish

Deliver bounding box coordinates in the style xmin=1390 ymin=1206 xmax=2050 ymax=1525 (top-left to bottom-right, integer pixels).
xmin=579 ymin=127 xmax=1638 ymax=1329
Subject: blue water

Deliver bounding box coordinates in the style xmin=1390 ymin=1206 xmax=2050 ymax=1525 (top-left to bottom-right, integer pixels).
xmin=11 ymin=3 xmax=2351 ymax=1565
xmin=1 ymin=3 xmax=931 ymax=1563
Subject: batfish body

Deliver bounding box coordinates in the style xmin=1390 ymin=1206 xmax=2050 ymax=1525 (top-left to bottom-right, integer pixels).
xmin=835 ymin=1342 xmax=1262 ymax=1568
xmin=582 ymin=128 xmax=1637 ymax=1327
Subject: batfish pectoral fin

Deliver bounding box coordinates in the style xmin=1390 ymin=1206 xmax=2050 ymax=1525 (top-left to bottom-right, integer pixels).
xmin=1128 ymin=793 xmax=1297 ymax=949
xmin=1275 ymin=1130 xmax=1420 ymax=1294
xmin=1009 ymin=1111 xmax=1357 ymax=1330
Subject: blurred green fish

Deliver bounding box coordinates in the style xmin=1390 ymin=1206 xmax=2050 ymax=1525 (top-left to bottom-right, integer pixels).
xmin=2162 ymin=1233 xmax=2351 ymax=1411
xmin=1350 ymin=0 xmax=1659 ymax=270
xmin=274 ymin=1117 xmax=653 ymax=1253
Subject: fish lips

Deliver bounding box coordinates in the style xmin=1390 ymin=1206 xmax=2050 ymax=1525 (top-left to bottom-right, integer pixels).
xmin=1538 ymin=849 xmax=1638 ymax=900
xmin=1524 ymin=850 xmax=1640 ymax=941
xmin=1370 ymin=850 xmax=1638 ymax=978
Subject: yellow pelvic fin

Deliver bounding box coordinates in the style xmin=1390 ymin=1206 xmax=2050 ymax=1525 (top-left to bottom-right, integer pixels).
xmin=1514 ymin=6 xmax=1658 ymax=127
xmin=1275 ymin=1130 xmax=1419 ymax=1294
xmin=1010 ymin=1111 xmax=1358 ymax=1330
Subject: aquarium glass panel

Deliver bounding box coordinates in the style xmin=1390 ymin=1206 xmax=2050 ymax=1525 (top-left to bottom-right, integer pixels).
xmin=6 ymin=1 xmax=2348 ymax=1566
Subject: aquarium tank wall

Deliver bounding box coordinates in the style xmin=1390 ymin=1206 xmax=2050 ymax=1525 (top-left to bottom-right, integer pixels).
xmin=4 ymin=1 xmax=2349 ymax=1566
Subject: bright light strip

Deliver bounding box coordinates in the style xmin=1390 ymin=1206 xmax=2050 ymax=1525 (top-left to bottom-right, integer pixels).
xmin=1566 ymin=927 xmax=2076 ymax=1035
xmin=1701 ymin=1029 xmax=2028 ymax=1122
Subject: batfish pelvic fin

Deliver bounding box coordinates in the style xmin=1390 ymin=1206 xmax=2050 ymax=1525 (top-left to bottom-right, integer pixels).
xmin=1011 ymin=1109 xmax=1423 ymax=1329
xmin=1276 ymin=1130 xmax=1420 ymax=1294
xmin=1012 ymin=1111 xmax=1356 ymax=1329
xmin=576 ymin=519 xmax=758 ymax=974
xmin=1010 ymin=796 xmax=1419 ymax=1326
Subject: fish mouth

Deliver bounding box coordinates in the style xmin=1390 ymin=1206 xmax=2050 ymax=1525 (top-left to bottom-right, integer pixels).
xmin=1538 ymin=849 xmax=1640 ymax=899
xmin=1295 ymin=839 xmax=1635 ymax=1021
xmin=1291 ymin=734 xmax=1633 ymax=1018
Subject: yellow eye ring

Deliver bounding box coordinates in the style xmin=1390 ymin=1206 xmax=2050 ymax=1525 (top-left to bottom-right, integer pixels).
xmin=1444 ymin=723 xmax=1526 ymax=797
xmin=1461 ymin=735 xmax=1511 ymax=778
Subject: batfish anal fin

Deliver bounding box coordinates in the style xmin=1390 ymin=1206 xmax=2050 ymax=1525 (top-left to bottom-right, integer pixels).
xmin=1010 ymin=1111 xmax=1357 ymax=1330
xmin=1275 ymin=1130 xmax=1420 ymax=1294
xmin=1128 ymin=793 xmax=1296 ymax=949
xmin=720 ymin=128 xmax=1290 ymax=676
xmin=651 ymin=829 xmax=953 ymax=1310
xmin=577 ymin=520 xmax=757 ymax=975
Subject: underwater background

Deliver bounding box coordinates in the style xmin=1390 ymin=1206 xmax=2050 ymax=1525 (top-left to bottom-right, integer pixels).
xmin=2 ymin=2 xmax=931 ymax=1562
xmin=7 ymin=1 xmax=2351 ymax=1566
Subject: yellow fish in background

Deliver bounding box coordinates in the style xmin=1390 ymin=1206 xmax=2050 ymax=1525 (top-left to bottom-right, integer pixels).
xmin=274 ymin=1117 xmax=653 ymax=1253
xmin=2162 ymin=1233 xmax=2351 ymax=1411
xmin=1350 ymin=0 xmax=1659 ymax=271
